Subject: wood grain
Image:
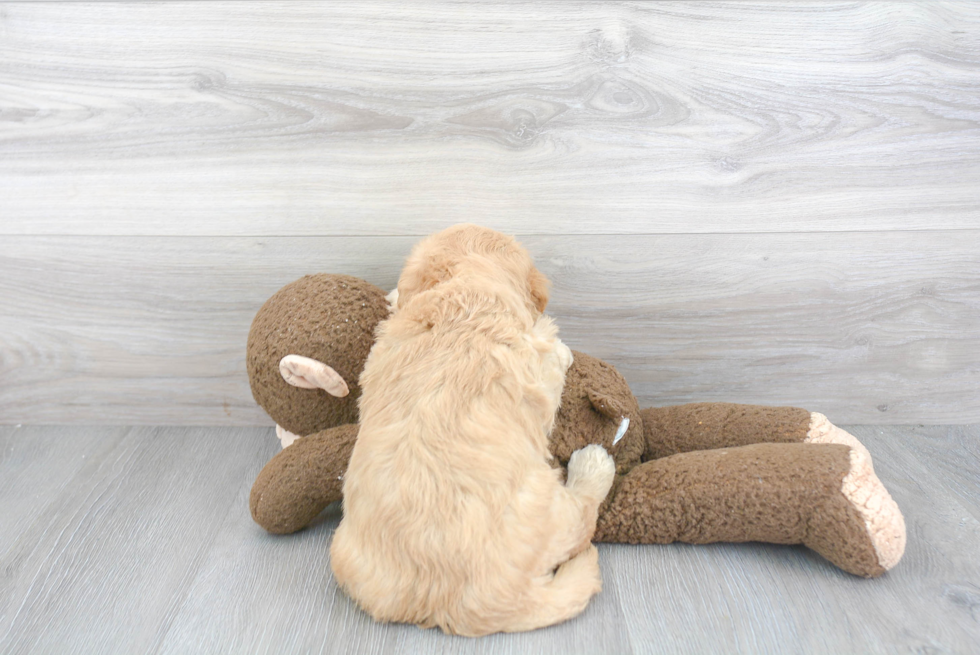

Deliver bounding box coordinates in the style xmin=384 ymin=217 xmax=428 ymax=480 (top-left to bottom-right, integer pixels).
xmin=2 ymin=231 xmax=977 ymax=425
xmin=855 ymin=424 xmax=980 ymax=525
xmin=156 ymin=496 xmax=634 ymax=655
xmin=607 ymin=425 xmax=980 ymax=654
xmin=0 ymin=426 xmax=272 ymax=655
xmin=1 ymin=425 xmax=978 ymax=653
xmin=1 ymin=1 xmax=978 ymax=236
xmin=0 ymin=426 xmax=129 ymax=566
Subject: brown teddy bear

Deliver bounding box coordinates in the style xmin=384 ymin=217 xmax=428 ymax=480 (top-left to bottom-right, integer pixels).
xmin=248 ymin=274 xmax=905 ymax=578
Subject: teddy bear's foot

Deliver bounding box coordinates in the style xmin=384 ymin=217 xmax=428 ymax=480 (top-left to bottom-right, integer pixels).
xmin=804 ymin=412 xmax=872 ymax=468
xmin=805 ymin=446 xmax=906 ymax=577
xmin=593 ymin=442 xmax=906 ymax=577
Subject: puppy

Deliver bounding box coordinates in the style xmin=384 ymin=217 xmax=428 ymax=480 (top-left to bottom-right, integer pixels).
xmin=329 ymin=224 xmax=616 ymax=636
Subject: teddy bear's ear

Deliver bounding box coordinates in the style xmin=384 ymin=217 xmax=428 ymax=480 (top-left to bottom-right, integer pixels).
xmin=587 ymin=388 xmax=628 ymax=421
xmin=279 ymin=355 xmax=349 ymax=397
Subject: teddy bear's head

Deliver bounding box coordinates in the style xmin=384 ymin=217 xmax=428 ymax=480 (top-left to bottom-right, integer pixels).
xmin=551 ymin=351 xmax=645 ymax=475
xmin=246 ymin=274 xmax=390 ymax=436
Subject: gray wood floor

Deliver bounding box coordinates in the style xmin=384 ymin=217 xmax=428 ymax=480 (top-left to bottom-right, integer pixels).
xmin=1 ymin=425 xmax=978 ymax=654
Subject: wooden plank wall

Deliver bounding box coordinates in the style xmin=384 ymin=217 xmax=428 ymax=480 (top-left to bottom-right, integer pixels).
xmin=1 ymin=1 xmax=978 ymax=424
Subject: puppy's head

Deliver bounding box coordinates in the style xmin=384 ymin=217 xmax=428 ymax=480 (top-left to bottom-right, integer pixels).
xmin=397 ymin=224 xmax=549 ymax=317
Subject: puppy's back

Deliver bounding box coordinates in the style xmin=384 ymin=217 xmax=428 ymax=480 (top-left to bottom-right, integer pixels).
xmin=331 ymin=225 xmax=605 ymax=635
xmin=329 ymin=307 xmax=587 ymax=634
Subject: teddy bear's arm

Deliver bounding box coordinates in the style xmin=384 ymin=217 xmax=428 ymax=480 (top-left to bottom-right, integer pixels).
xmin=640 ymin=403 xmax=870 ymax=464
xmin=250 ymin=423 xmax=358 ymax=534
xmin=593 ymin=441 xmax=906 ymax=578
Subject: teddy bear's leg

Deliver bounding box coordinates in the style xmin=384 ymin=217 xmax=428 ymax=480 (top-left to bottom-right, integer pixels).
xmin=641 ymin=403 xmax=871 ymax=464
xmin=250 ymin=423 xmax=358 ymax=534
xmin=593 ymin=442 xmax=905 ymax=577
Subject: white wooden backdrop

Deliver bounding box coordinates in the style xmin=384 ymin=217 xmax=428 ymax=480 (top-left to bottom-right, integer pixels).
xmin=1 ymin=1 xmax=978 ymax=424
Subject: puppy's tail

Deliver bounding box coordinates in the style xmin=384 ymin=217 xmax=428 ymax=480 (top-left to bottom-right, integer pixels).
xmin=504 ymin=545 xmax=603 ymax=632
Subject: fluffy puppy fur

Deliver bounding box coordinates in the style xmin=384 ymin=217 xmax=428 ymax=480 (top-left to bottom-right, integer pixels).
xmin=330 ymin=224 xmax=616 ymax=636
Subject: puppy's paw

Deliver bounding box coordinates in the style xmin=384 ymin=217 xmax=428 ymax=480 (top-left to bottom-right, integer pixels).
xmin=566 ymin=444 xmax=615 ymax=501
xmin=555 ymin=339 xmax=573 ymax=373
xmin=385 ymin=288 xmax=399 ymax=313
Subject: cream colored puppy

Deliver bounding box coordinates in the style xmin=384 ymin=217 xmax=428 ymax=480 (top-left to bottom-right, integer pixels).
xmin=330 ymin=224 xmax=616 ymax=636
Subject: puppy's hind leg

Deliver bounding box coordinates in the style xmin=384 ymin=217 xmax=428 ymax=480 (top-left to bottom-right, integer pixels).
xmin=503 ymin=545 xmax=603 ymax=632
xmin=536 ymin=444 xmax=616 ymax=575
xmin=498 ymin=446 xmax=613 ymax=633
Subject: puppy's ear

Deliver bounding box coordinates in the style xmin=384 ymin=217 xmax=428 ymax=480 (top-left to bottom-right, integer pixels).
xmin=528 ymin=266 xmax=550 ymax=314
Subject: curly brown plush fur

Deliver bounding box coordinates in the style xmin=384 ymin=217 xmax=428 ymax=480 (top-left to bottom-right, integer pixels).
xmin=247 ymin=274 xmax=388 ymax=436
xmin=247 ymin=268 xmax=905 ymax=579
